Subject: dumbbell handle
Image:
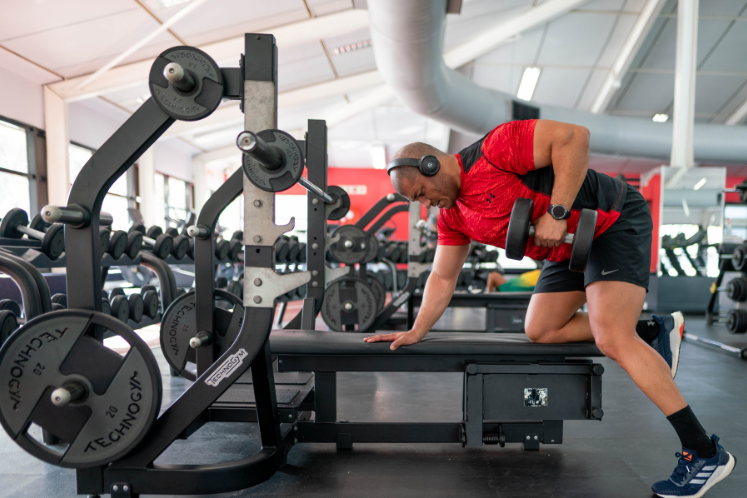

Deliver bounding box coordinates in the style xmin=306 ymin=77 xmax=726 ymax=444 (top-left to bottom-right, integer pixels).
xmin=16 ymin=225 xmax=45 ymax=241
xmin=237 ymin=131 xmax=335 ymax=204
xmin=142 ymin=235 xmax=158 ymax=246
xmin=51 ymin=381 xmax=87 ymax=407
xmin=528 ymin=226 xmax=574 ymax=245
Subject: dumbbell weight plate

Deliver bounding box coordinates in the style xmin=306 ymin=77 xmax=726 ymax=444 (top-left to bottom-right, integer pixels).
xmin=146 ymin=226 xmax=163 ymax=239
xmin=569 ymin=208 xmax=597 ymax=273
xmin=29 ymin=214 xmax=50 ymax=232
xmin=274 ymin=236 xmax=290 ymax=263
xmin=149 ymin=46 xmax=223 ymax=122
xmin=321 ymin=277 xmax=377 ymax=332
xmin=106 ymin=230 xmax=126 ymax=259
xmin=398 ymin=242 xmax=408 ymax=263
xmin=505 ymin=198 xmax=533 ymax=261
xmin=99 ymin=229 xmax=110 ymax=255
xmin=215 ymin=276 xmax=228 ymax=289
xmin=110 ymin=295 xmax=130 ymax=323
xmin=0 ymin=299 xmax=22 ymax=317
xmin=128 ymin=294 xmax=144 ymax=323
xmin=50 ymin=294 xmax=67 ymax=308
xmin=152 ymin=234 xmax=173 ymax=260
xmin=329 ymin=225 xmax=370 ymax=265
xmin=287 ymin=237 xmax=300 ymax=263
xmin=141 ymin=285 xmax=157 ymax=294
xmin=142 ymin=290 xmax=160 ymax=319
xmin=242 ymin=129 xmax=304 ymax=192
xmin=228 ymin=239 xmax=242 ymax=261
xmin=165 ymin=227 xmax=179 ymax=238
xmin=0 ymin=310 xmax=161 ymax=468
xmin=42 ymin=224 xmax=65 ymax=260
xmin=126 ymin=231 xmax=143 ymax=259
xmin=727 ymin=278 xmax=747 ymax=302
xmin=110 ymin=288 xmax=126 ymax=299
xmin=215 ymin=239 xmax=230 ymax=260
xmin=225 ymin=280 xmax=242 ymax=297
xmin=51 ymin=303 xmax=65 ymax=311
xmin=171 ymin=235 xmax=190 ymax=260
xmin=363 ymin=236 xmax=379 ymax=264
xmin=726 ymin=308 xmax=747 ymax=334
xmin=367 ymin=276 xmax=386 ymax=313
xmin=231 ymin=230 xmax=243 ymax=242
xmin=326 ymin=185 xmax=351 ymax=221
xmin=101 ymin=298 xmax=111 ymax=316
xmin=0 ymin=310 xmax=18 ymax=344
xmin=732 ymin=245 xmax=747 ymax=271
xmin=0 ymin=208 xmax=28 ymax=239
xmin=159 ymin=290 xmax=243 ymax=381
xmin=297 ymin=242 xmax=307 ymax=263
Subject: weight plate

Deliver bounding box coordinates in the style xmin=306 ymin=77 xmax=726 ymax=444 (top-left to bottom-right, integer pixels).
xmin=142 ymin=290 xmax=160 ymax=320
xmin=146 ymin=226 xmax=163 ymax=239
xmin=367 ymin=275 xmax=386 ymax=313
xmin=242 ymin=129 xmax=304 ymax=193
xmin=363 ymin=235 xmax=379 ymax=264
xmin=125 ymin=231 xmax=143 ymax=260
xmin=0 ymin=310 xmax=162 ymax=468
xmin=732 ymin=245 xmax=747 ymax=271
xmin=128 ymin=294 xmax=144 ymax=323
xmin=726 ymin=308 xmax=747 ymax=334
xmin=29 ymin=214 xmax=49 ymax=232
xmin=505 ymin=198 xmax=533 ymax=261
xmin=172 ymin=235 xmax=189 ymax=260
xmin=727 ymin=278 xmax=747 ymax=302
xmin=159 ymin=290 xmax=243 ymax=381
xmin=51 ymin=294 xmax=67 ymax=308
xmin=165 ymin=227 xmax=179 ymax=238
xmin=0 ymin=310 xmax=18 ymax=344
xmin=215 ymin=239 xmax=230 ymax=260
xmin=110 ymin=295 xmax=130 ymax=324
xmin=569 ymin=208 xmax=597 ymax=273
xmin=43 ymin=224 xmax=65 ymax=260
xmin=0 ymin=208 xmax=27 ymax=239
xmin=99 ymin=229 xmax=110 ymax=255
xmin=321 ymin=277 xmax=377 ymax=332
xmin=329 ymin=225 xmax=369 ymax=265
xmin=326 ymin=186 xmax=351 ymax=221
xmin=152 ymin=234 xmax=173 ymax=260
xmin=149 ymin=46 xmax=223 ymax=121
xmin=0 ymin=299 xmax=22 ymax=317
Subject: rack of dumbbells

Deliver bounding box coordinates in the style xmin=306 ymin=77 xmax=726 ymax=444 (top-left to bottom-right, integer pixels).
xmin=693 ymin=242 xmax=747 ymax=359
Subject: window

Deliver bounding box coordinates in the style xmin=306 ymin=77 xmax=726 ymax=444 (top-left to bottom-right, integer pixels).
xmin=0 ymin=119 xmax=31 ymax=217
xmin=69 ymin=143 xmax=131 ymax=231
xmin=154 ymin=172 xmax=193 ymax=229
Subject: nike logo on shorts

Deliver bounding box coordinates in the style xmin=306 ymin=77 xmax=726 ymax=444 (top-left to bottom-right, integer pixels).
xmin=601 ymin=269 xmax=619 ymax=275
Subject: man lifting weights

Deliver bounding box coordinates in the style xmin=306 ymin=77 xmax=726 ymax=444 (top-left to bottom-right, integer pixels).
xmin=364 ymin=119 xmax=735 ymax=498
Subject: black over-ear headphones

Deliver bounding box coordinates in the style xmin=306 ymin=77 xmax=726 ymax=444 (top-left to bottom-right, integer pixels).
xmin=386 ymin=155 xmax=440 ymax=177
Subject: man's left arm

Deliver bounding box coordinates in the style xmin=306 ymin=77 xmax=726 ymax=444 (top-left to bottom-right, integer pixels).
xmin=531 ymin=119 xmax=590 ymax=248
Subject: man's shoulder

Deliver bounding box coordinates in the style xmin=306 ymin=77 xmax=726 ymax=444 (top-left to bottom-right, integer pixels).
xmin=457 ymin=131 xmax=491 ymax=173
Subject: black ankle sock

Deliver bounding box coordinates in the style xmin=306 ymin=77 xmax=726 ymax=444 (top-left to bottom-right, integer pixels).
xmin=636 ymin=318 xmax=660 ymax=344
xmin=667 ymin=405 xmax=716 ymax=458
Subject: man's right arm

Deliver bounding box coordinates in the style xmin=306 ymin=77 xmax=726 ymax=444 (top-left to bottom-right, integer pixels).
xmin=364 ymin=243 xmax=469 ymax=349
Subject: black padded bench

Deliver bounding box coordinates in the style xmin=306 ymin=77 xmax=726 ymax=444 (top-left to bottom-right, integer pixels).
xmin=409 ymin=291 xmax=533 ymax=333
xmin=270 ymin=331 xmax=604 ymax=450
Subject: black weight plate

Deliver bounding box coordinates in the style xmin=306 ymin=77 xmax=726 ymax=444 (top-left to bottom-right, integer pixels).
xmin=274 ymin=236 xmax=290 ymax=263
xmin=225 ymin=280 xmax=242 ymax=297
xmin=0 ymin=310 xmax=17 ymax=344
xmin=159 ymin=290 xmax=243 ymax=381
xmin=215 ymin=239 xmax=230 ymax=260
xmin=128 ymin=294 xmax=144 ymax=323
xmin=505 ymin=198 xmax=533 ymax=261
xmin=732 ymin=245 xmax=747 ymax=271
xmin=727 ymin=278 xmax=747 ymax=302
xmin=321 ymin=277 xmax=377 ymax=332
xmin=242 ymin=129 xmax=304 ymax=192
xmin=329 ymin=225 xmax=369 ymax=265
xmin=297 ymin=242 xmax=307 ymax=263
xmin=43 ymin=223 xmax=65 ymax=260
xmin=363 ymin=235 xmax=379 ymax=264
xmin=0 ymin=310 xmax=162 ymax=468
xmin=152 ymin=234 xmax=173 ymax=260
xmin=367 ymin=275 xmax=386 ymax=313
xmin=172 ymin=235 xmax=189 ymax=260
xmin=110 ymin=295 xmax=130 ymax=324
xmin=326 ymin=186 xmax=351 ymax=221
xmin=726 ymin=308 xmax=747 ymax=334
xmin=0 ymin=208 xmax=27 ymax=238
xmin=109 ymin=288 xmax=126 ymax=299
xmin=101 ymin=298 xmax=111 ymax=316
xmin=149 ymin=46 xmax=223 ymax=121
xmin=99 ymin=229 xmax=110 ymax=255
xmin=146 ymin=226 xmax=163 ymax=239
xmin=165 ymin=227 xmax=179 ymax=238
xmin=228 ymin=239 xmax=242 ymax=261
xmin=29 ymin=214 xmax=49 ymax=232
xmin=569 ymin=208 xmax=597 ymax=273
xmin=231 ymin=230 xmax=243 ymax=242
xmin=125 ymin=231 xmax=143 ymax=259
xmin=0 ymin=299 xmax=22 ymax=317
xmin=142 ymin=290 xmax=159 ymax=319
xmin=215 ymin=277 xmax=228 ymax=289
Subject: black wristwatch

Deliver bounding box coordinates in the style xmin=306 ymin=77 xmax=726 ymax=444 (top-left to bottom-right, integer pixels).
xmin=548 ymin=204 xmax=571 ymax=220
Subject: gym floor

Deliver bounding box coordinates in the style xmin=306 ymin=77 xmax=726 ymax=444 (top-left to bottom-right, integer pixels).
xmin=2 ymin=312 xmax=746 ymax=497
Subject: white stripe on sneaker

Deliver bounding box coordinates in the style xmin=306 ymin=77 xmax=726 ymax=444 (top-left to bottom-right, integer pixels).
xmin=702 ymin=466 xmax=717 ymax=471
xmin=656 ymin=453 xmax=736 ymax=498
xmin=690 ymin=479 xmax=706 ymax=484
xmin=695 ymin=473 xmax=711 ymax=478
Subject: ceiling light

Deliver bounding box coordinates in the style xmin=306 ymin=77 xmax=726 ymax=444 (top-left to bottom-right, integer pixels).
xmin=517 ymin=67 xmax=541 ymax=102
xmin=653 ymin=113 xmax=669 ymax=123
xmin=370 ymin=144 xmax=387 ymax=170
xmin=693 ymin=177 xmax=707 ymax=190
xmin=331 ymin=39 xmax=372 ymax=55
xmin=681 ymin=198 xmax=690 ymax=218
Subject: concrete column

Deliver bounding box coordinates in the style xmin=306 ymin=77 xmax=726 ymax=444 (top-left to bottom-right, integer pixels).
xmin=43 ymin=87 xmax=69 ymax=207
xmin=670 ymin=0 xmax=699 ymax=168
xmin=192 ymin=155 xmax=208 ymax=214
xmin=138 ymin=148 xmax=157 ymax=227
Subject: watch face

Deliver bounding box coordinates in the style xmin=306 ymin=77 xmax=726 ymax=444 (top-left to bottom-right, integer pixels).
xmin=551 ymin=205 xmax=567 ymax=219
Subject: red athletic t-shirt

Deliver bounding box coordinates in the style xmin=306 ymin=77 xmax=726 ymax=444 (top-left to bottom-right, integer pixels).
xmin=438 ymin=120 xmax=627 ymax=263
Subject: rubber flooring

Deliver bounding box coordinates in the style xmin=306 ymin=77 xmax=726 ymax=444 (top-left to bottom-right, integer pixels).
xmin=1 ymin=313 xmax=746 ymax=497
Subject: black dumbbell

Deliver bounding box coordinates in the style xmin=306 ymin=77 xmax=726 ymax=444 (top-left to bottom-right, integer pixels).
xmin=226 ymin=280 xmax=242 ymax=297
xmin=505 ymin=198 xmax=597 ymax=273
xmin=275 ymin=235 xmax=290 ymax=263
xmin=110 ymin=294 xmax=130 ymax=323
xmin=109 ymin=287 xmax=126 ymax=300
xmin=727 ymin=278 xmax=747 ymax=302
xmin=164 ymin=227 xmax=190 ymax=259
xmin=731 ymin=244 xmax=747 ymax=271
xmin=128 ymin=293 xmax=144 ymax=322
xmin=130 ymin=224 xmax=172 ymax=259
xmin=101 ymin=297 xmax=111 ymax=316
xmin=215 ymin=276 xmax=228 ymax=289
xmin=215 ymin=237 xmax=230 ymax=260
xmin=51 ymin=293 xmax=67 ymax=308
xmin=297 ymin=242 xmax=307 ymax=263
xmin=398 ymin=242 xmax=408 ymax=263
xmin=384 ymin=241 xmax=401 ymax=262
xmin=0 ymin=309 xmax=18 ymax=344
xmin=0 ymin=299 xmax=22 ymax=317
xmin=0 ymin=208 xmax=65 ymax=259
xmin=140 ymin=286 xmax=159 ymax=319
xmin=726 ymin=308 xmax=747 ymax=334
xmin=287 ymin=236 xmax=300 ymax=263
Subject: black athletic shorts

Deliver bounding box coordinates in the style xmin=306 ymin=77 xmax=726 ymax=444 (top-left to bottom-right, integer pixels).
xmin=533 ymin=185 xmax=652 ymax=293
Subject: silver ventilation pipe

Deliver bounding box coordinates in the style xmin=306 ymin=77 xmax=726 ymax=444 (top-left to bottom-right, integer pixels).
xmin=367 ymin=0 xmax=747 ymax=163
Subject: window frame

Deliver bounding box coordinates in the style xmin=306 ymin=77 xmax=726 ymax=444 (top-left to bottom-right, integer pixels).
xmin=0 ymin=113 xmax=44 ymax=214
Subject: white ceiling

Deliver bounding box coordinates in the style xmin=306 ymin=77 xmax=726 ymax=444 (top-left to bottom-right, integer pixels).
xmin=1 ymin=0 xmax=747 ymax=177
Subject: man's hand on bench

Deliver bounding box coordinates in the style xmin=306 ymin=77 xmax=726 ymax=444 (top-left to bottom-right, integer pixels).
xmin=363 ymin=330 xmax=424 ymax=350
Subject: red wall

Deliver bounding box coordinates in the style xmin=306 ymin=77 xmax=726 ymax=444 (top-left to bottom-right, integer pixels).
xmin=726 ymin=176 xmax=747 ymax=204
xmin=640 ymin=172 xmax=661 ymax=273
xmin=280 ymin=168 xmax=411 ymax=240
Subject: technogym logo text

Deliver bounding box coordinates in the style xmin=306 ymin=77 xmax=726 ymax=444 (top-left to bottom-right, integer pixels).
xmin=205 ymin=349 xmax=248 ymax=387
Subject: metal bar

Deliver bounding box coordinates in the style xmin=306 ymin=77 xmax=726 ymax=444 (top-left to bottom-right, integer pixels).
xmin=465 ymin=372 xmax=483 ymax=446
xmin=314 ymin=372 xmax=336 ymax=423
xmin=354 ymin=193 xmax=408 ymax=230
xmin=251 ymin=342 xmax=283 ymax=447
xmin=298 ymin=176 xmax=334 ymax=204
xmin=297 ymin=422 xmax=461 ymax=444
